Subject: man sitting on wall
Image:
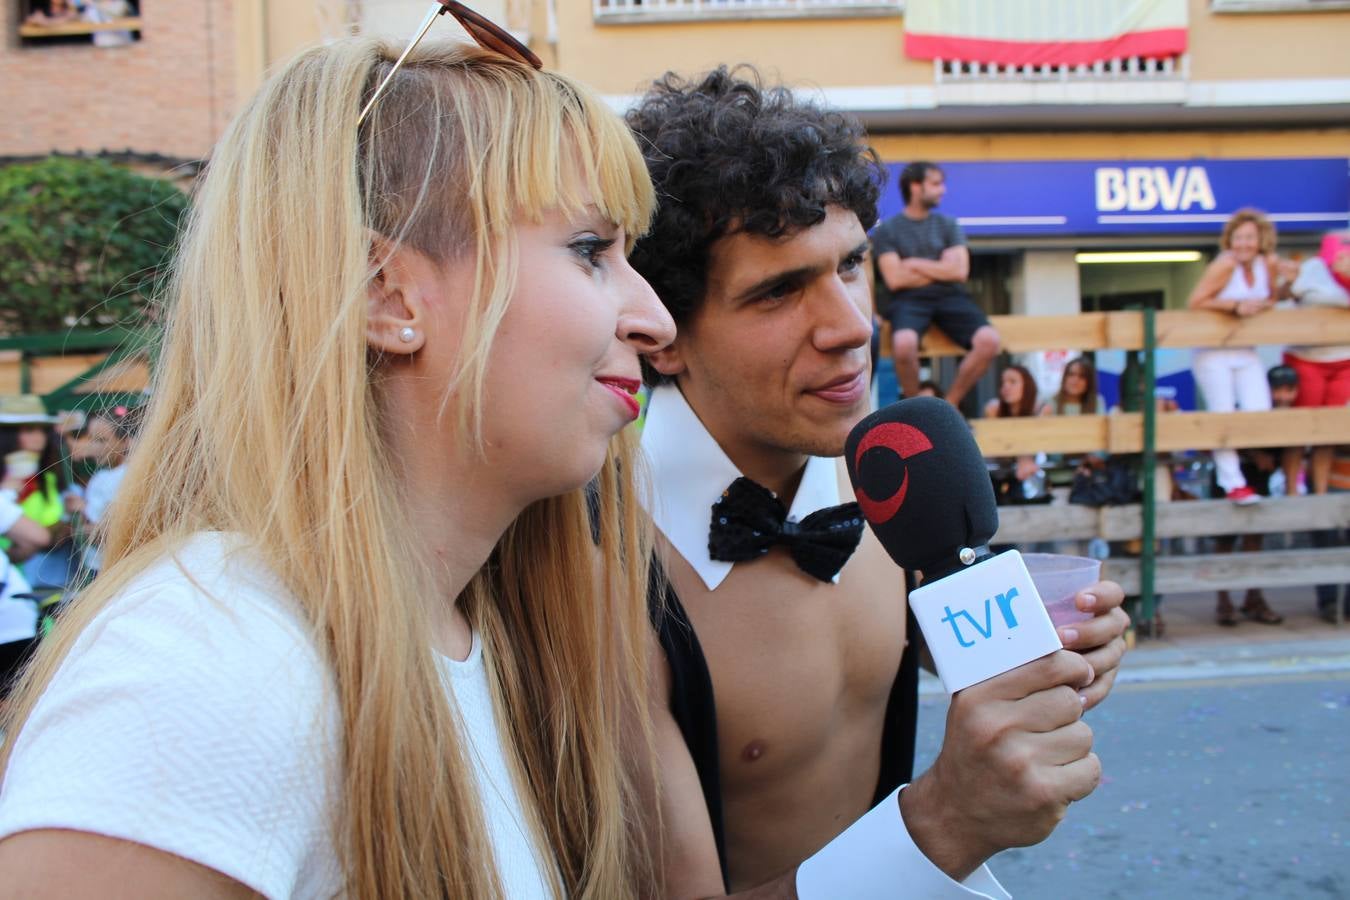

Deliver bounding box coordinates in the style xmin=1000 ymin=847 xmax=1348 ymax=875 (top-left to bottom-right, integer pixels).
xmin=872 ymin=161 xmax=1001 ymax=409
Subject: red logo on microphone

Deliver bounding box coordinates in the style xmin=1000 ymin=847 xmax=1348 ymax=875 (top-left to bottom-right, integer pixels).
xmin=853 ymin=422 xmax=934 ymax=524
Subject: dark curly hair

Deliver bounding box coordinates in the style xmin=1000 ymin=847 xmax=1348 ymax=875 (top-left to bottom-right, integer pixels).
xmin=627 ymin=66 xmax=884 ymax=381
xmin=899 ymin=160 xmax=941 ymax=204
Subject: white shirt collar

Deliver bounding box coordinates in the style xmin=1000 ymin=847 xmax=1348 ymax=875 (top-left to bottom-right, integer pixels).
xmin=639 ymin=383 xmax=843 ymax=591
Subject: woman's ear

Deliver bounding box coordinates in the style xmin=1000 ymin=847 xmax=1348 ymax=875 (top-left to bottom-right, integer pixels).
xmin=367 ymin=235 xmax=427 ymax=355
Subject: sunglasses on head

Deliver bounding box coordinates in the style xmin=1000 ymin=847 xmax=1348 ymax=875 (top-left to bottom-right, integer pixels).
xmin=358 ymin=1 xmax=543 ymax=125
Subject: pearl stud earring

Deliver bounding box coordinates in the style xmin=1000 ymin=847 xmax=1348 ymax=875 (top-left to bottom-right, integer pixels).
xmin=399 ymin=327 xmax=416 ymax=343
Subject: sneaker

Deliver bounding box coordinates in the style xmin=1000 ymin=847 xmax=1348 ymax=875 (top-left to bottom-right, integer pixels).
xmin=1227 ymin=486 xmax=1261 ymax=505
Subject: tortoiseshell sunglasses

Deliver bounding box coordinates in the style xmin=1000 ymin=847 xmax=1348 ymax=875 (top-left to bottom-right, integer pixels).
xmin=358 ymin=1 xmax=543 ymax=124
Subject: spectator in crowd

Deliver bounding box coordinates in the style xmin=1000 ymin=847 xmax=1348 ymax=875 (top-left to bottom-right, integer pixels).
xmin=1211 ymin=365 xmax=1297 ymax=626
xmin=986 ymin=363 xmax=1041 ymax=419
xmin=1283 ymin=232 xmax=1350 ymax=623
xmin=1187 ymin=208 xmax=1295 ymax=505
xmin=1043 ymin=357 xmax=1111 ymax=514
xmin=985 ymin=364 xmax=1044 ymax=505
xmin=915 ymin=379 xmax=944 ymax=399
xmin=0 ymin=473 xmax=54 ymax=706
xmin=0 ymin=38 xmax=676 ymax=898
xmin=82 ymin=0 xmax=135 ymax=48
xmin=1044 ymin=356 xmax=1105 ymax=416
xmin=0 ymin=513 xmax=42 ymax=707
xmin=22 ymin=0 xmax=78 ymax=27
xmin=872 ymin=161 xmax=1000 ymax=408
xmin=63 ymin=405 xmax=142 ymax=578
xmin=0 ymin=396 xmax=71 ymax=588
xmin=1318 ymin=444 xmax=1350 ymax=623
xmin=1286 ymin=231 xmax=1350 ymax=497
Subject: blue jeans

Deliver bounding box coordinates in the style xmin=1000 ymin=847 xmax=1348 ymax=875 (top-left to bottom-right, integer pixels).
xmin=20 ymin=543 xmax=77 ymax=591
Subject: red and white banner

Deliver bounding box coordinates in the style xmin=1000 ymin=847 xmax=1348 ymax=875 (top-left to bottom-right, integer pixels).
xmin=904 ymin=0 xmax=1188 ymax=67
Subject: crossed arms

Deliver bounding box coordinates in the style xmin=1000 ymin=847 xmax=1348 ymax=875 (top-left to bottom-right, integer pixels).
xmin=876 ymin=246 xmax=970 ymax=293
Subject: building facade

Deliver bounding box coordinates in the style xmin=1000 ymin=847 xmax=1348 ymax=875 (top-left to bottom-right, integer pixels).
xmin=553 ymin=0 xmax=1350 ymax=404
xmin=6 ymin=0 xmax=1347 ymax=401
xmin=1 ymin=0 xmax=529 ymax=162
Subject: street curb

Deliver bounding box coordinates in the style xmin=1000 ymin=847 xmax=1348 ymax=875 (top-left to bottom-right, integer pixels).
xmin=917 ymin=638 xmax=1350 ymax=695
xmin=1116 ymin=653 xmax=1350 ymax=684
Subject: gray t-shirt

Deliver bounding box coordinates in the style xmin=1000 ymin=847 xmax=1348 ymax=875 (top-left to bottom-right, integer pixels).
xmin=870 ymin=212 xmax=968 ymax=312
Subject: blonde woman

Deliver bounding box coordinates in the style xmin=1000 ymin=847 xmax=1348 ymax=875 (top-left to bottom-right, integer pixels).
xmin=1187 ymin=208 xmax=1293 ymax=506
xmin=0 ymin=31 xmax=673 ymax=900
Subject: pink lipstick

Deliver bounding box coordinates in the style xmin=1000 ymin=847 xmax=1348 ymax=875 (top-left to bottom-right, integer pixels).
xmin=597 ymin=377 xmax=642 ymax=420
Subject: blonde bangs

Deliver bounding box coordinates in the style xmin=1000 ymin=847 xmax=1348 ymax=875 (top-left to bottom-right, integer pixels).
xmin=496 ymin=77 xmax=655 ymax=251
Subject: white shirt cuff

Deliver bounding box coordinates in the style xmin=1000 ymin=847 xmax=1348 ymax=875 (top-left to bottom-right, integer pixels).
xmin=797 ymin=785 xmax=1010 ymax=899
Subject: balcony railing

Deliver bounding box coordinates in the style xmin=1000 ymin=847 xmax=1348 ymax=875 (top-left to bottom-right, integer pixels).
xmin=930 ymin=53 xmax=1190 ymax=105
xmin=935 ymin=54 xmax=1189 ymax=84
xmin=593 ymin=0 xmax=902 ymax=24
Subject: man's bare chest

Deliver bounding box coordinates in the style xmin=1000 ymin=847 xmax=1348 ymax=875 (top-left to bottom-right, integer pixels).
xmin=663 ymin=535 xmax=907 ymax=784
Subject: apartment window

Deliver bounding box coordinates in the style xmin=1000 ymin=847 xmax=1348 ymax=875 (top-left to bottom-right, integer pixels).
xmin=593 ymin=0 xmax=902 ymax=25
xmin=1211 ymin=0 xmax=1350 ymax=11
xmin=19 ymin=0 xmax=142 ymax=47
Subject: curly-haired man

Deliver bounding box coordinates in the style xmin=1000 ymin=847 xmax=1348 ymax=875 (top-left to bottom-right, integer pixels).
xmin=628 ymin=68 xmax=1130 ymax=898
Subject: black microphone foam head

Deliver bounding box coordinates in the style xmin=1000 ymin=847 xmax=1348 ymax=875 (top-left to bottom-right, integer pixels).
xmin=844 ymin=397 xmax=998 ymax=577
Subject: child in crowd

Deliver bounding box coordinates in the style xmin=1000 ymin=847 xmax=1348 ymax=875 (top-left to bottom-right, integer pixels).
xmin=915 ymin=379 xmax=944 ymax=399
xmin=0 ymin=396 xmax=71 ymax=590
xmin=63 ymin=405 xmax=141 ymax=577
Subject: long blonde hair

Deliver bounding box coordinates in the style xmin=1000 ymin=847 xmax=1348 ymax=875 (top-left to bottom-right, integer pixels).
xmin=2 ymin=39 xmax=659 ymax=899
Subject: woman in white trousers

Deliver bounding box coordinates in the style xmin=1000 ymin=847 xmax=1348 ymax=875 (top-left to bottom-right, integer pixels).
xmin=1187 ymin=208 xmax=1294 ymax=506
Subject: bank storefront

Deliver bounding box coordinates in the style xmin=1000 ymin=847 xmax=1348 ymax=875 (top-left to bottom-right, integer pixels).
xmin=876 ymin=157 xmax=1350 ymax=409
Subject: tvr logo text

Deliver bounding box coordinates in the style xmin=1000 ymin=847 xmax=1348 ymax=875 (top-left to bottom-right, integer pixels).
xmin=941 ymin=587 xmax=1023 ymax=648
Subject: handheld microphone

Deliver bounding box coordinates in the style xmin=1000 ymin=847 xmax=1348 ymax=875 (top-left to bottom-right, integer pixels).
xmin=845 ymin=398 xmax=1062 ymax=692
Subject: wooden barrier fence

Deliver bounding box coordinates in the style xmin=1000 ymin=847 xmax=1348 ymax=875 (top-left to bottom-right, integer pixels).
xmin=896 ymin=307 xmax=1350 ymax=624
xmin=0 ymin=329 xmax=152 ymax=412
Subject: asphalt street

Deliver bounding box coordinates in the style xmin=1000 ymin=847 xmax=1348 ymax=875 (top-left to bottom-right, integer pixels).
xmin=914 ymin=651 xmax=1350 ymax=898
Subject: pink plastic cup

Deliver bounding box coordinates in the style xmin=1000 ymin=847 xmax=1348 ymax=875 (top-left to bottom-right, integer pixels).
xmin=1022 ymin=553 xmax=1100 ymax=628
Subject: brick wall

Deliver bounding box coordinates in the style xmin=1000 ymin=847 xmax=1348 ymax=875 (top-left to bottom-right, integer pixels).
xmin=1 ymin=0 xmax=237 ymax=161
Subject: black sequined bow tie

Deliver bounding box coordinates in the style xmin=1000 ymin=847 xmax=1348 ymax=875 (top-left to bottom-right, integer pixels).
xmin=708 ymin=476 xmax=865 ymax=583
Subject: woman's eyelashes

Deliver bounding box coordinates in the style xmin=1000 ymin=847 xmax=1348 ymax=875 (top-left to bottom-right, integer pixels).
xmin=570 ymin=235 xmax=618 ymax=271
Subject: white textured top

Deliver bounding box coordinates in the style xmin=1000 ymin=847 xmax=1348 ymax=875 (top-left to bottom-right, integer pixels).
xmin=0 ymin=533 xmax=553 ymax=899
xmin=1218 ymin=255 xmax=1270 ymax=303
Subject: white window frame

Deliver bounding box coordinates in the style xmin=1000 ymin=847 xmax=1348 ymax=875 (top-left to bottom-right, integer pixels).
xmin=593 ymin=0 xmax=903 ymax=25
xmin=1211 ymin=0 xmax=1350 ymax=12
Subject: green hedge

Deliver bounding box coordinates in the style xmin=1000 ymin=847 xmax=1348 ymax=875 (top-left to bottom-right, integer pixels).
xmin=0 ymin=157 xmax=188 ymax=334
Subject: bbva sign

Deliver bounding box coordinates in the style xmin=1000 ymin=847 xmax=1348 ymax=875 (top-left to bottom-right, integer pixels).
xmin=1095 ymin=166 xmax=1217 ymax=213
